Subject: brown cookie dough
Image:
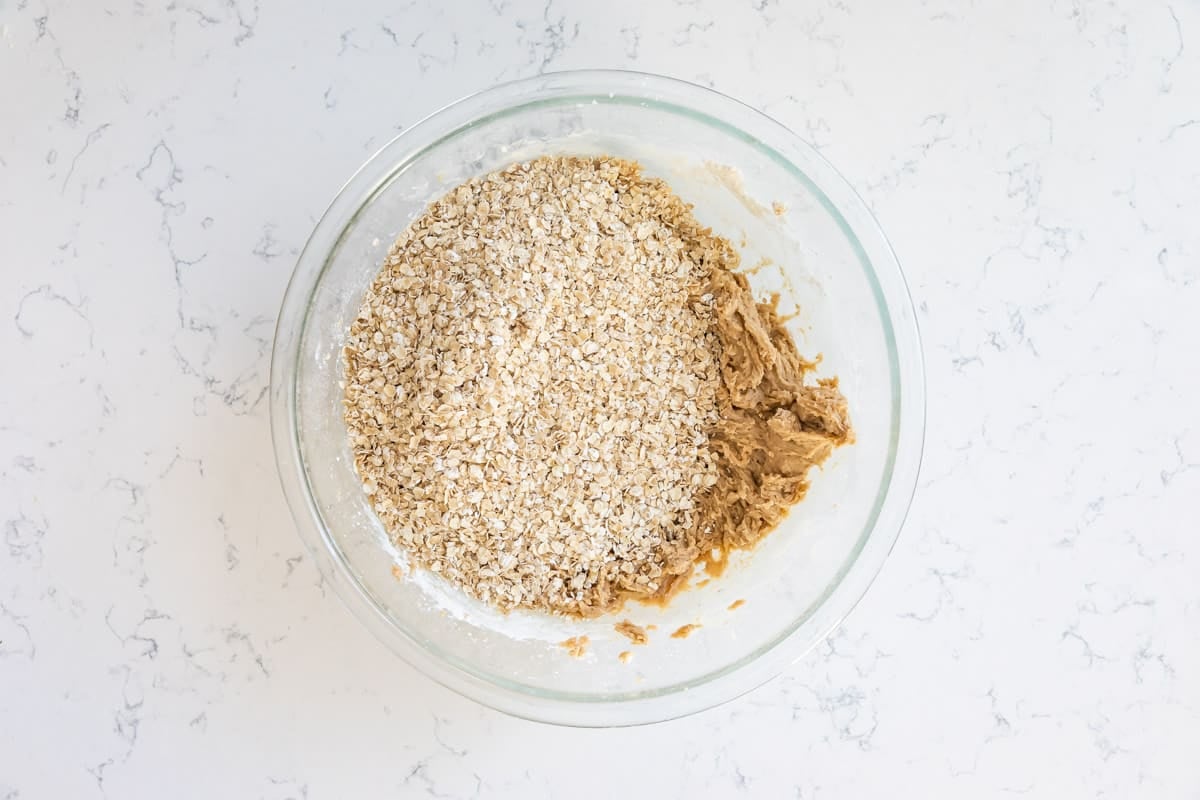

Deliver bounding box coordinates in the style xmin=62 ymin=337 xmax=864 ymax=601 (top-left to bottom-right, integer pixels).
xmin=614 ymin=619 xmax=649 ymax=645
xmin=643 ymin=268 xmax=853 ymax=603
xmin=699 ymin=270 xmax=854 ymax=555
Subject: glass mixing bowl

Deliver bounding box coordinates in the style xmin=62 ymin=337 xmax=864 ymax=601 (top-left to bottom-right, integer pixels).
xmin=270 ymin=70 xmax=924 ymax=726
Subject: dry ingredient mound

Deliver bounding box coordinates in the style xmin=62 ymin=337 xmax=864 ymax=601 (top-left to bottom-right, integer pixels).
xmin=343 ymin=155 xmax=852 ymax=617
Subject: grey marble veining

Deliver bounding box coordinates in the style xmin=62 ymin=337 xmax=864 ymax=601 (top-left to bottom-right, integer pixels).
xmin=2 ymin=0 xmax=1199 ymax=797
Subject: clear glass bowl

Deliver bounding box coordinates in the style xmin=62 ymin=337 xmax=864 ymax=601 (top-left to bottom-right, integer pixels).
xmin=270 ymin=70 xmax=924 ymax=726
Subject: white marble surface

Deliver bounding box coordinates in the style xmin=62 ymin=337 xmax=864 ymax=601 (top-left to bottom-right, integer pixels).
xmin=3 ymin=0 xmax=1199 ymax=796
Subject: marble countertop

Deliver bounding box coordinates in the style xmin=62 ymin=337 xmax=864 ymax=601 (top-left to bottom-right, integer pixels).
xmin=3 ymin=0 xmax=1199 ymax=796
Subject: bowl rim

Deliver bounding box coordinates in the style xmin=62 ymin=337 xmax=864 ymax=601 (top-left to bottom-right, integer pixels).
xmin=270 ymin=68 xmax=925 ymax=727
